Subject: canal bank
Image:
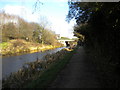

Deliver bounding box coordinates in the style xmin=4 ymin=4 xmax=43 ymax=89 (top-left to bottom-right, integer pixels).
xmin=2 ymin=47 xmax=77 ymax=88
xmin=2 ymin=47 xmax=66 ymax=79
xmin=1 ymin=39 xmax=63 ymax=57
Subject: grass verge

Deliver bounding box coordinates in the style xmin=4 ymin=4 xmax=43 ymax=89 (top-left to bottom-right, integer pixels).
xmin=25 ymin=47 xmax=77 ymax=88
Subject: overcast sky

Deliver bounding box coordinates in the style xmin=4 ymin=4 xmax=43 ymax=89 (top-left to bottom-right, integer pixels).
xmin=0 ymin=0 xmax=76 ymax=38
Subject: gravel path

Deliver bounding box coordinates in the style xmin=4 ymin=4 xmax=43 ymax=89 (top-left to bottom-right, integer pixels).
xmin=48 ymin=47 xmax=101 ymax=88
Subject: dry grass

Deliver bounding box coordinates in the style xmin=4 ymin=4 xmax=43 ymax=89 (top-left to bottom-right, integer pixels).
xmin=1 ymin=39 xmax=62 ymax=56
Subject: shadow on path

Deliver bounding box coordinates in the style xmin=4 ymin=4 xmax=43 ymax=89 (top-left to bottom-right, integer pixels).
xmin=48 ymin=47 xmax=101 ymax=88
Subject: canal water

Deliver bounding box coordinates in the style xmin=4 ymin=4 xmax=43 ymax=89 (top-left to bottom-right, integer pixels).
xmin=2 ymin=47 xmax=66 ymax=79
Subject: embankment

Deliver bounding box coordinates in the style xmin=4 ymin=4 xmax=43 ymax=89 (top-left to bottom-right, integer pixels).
xmin=1 ymin=39 xmax=63 ymax=57
xmin=2 ymin=47 xmax=77 ymax=88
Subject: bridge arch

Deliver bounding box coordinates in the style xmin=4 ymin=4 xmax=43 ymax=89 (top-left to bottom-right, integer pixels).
xmin=58 ymin=39 xmax=77 ymax=47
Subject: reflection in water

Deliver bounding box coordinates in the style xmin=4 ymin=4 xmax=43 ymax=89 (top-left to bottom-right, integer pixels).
xmin=2 ymin=47 xmax=66 ymax=79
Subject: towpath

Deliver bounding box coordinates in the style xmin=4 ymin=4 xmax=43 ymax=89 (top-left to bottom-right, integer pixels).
xmin=48 ymin=46 xmax=101 ymax=88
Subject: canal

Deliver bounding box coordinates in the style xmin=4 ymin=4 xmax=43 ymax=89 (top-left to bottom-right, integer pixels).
xmin=2 ymin=47 xmax=66 ymax=79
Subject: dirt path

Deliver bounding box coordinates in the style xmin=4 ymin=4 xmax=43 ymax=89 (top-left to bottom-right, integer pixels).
xmin=48 ymin=47 xmax=101 ymax=88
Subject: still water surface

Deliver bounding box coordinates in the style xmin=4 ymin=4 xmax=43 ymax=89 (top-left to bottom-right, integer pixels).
xmin=2 ymin=47 xmax=66 ymax=79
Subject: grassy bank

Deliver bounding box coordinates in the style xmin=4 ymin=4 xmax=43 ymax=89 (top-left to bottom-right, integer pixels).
xmin=0 ymin=39 xmax=62 ymax=56
xmin=26 ymin=48 xmax=77 ymax=88
xmin=2 ymin=47 xmax=77 ymax=88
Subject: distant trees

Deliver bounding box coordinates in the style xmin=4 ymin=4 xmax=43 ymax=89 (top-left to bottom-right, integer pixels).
xmin=42 ymin=29 xmax=57 ymax=45
xmin=1 ymin=13 xmax=59 ymax=46
xmin=19 ymin=18 xmax=33 ymax=41
xmin=2 ymin=23 xmax=17 ymax=41
xmin=32 ymin=22 xmax=42 ymax=43
xmin=2 ymin=17 xmax=33 ymax=42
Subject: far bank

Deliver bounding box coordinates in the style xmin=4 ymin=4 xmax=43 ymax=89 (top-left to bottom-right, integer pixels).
xmin=1 ymin=39 xmax=63 ymax=57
